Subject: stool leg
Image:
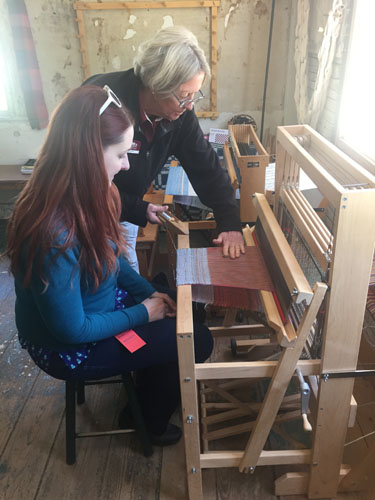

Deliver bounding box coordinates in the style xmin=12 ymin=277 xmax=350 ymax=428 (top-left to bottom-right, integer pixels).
xmin=122 ymin=373 xmax=153 ymax=457
xmin=77 ymin=380 xmax=85 ymax=405
xmin=65 ymin=380 xmax=77 ymax=465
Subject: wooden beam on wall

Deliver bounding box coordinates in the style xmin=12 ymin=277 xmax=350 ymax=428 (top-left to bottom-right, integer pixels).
xmin=73 ymin=0 xmax=220 ymax=118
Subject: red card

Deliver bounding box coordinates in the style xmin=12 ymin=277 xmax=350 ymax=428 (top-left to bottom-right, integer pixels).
xmin=115 ymin=329 xmax=146 ymax=353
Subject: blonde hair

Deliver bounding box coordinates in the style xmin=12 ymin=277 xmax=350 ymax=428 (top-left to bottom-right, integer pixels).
xmin=134 ymin=26 xmax=211 ymax=96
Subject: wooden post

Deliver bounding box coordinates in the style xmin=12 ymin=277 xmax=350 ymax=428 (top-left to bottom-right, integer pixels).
xmin=308 ymin=190 xmax=375 ymax=498
xmin=177 ymin=234 xmax=203 ymax=500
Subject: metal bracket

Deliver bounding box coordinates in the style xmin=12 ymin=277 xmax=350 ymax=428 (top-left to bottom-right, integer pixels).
xmin=322 ymin=370 xmax=375 ymax=381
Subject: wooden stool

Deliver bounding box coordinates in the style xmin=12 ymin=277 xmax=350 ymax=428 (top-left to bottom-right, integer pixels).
xmin=65 ymin=373 xmax=153 ymax=464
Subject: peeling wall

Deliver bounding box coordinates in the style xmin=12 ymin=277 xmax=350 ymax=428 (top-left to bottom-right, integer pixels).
xmin=0 ymin=0 xmax=293 ymax=163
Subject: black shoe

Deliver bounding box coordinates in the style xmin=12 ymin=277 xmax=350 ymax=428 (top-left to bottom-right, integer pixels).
xmin=118 ymin=405 xmax=135 ymax=429
xmin=119 ymin=406 xmax=182 ymax=446
xmin=149 ymin=423 xmax=182 ymax=446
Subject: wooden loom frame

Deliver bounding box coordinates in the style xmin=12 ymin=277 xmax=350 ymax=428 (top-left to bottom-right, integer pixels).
xmin=174 ymin=124 xmax=375 ymax=499
xmin=73 ymin=0 xmax=219 ymax=119
xmin=227 ymin=124 xmax=270 ymax=223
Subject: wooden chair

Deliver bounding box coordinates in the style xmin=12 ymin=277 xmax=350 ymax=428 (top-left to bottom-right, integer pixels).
xmin=65 ymin=373 xmax=153 ymax=465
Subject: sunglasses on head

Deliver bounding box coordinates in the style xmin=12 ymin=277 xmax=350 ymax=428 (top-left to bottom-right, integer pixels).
xmin=99 ymin=85 xmax=122 ymax=115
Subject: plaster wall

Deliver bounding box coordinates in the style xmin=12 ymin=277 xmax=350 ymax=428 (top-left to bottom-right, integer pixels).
xmin=0 ymin=0 xmax=292 ymax=164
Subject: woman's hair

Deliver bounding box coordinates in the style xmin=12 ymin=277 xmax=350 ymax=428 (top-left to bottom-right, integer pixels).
xmin=5 ymin=85 xmax=133 ymax=290
xmin=134 ymin=26 xmax=211 ymax=97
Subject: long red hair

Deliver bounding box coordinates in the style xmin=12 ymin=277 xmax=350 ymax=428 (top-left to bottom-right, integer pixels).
xmin=5 ymin=85 xmax=133 ymax=290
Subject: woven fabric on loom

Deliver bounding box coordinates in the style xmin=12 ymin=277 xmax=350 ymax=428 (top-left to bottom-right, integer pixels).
xmin=176 ymin=247 xmax=275 ymax=309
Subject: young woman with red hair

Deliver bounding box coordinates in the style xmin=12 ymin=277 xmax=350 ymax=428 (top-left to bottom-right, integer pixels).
xmin=4 ymin=85 xmax=212 ymax=445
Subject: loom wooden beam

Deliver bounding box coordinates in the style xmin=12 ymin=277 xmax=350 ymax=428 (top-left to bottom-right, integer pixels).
xmin=223 ymin=142 xmax=239 ymax=190
xmin=300 ymin=124 xmax=375 ymax=189
xmin=202 ymin=380 xmax=253 ymax=414
xmin=74 ymin=1 xmax=221 ymax=10
xmin=308 ymin=189 xmax=375 ymax=499
xmin=201 ymin=378 xmax=263 ymax=395
xmin=275 ymin=468 xmax=353 ymax=496
xmin=159 ymin=211 xmax=189 ymax=235
xmin=291 ymin=188 xmax=331 ymax=243
xmin=203 ymin=409 xmax=302 ymax=441
xmin=188 ymin=220 xmax=217 ymax=230
xmin=209 ymin=324 xmax=270 ymax=337
xmin=201 ymin=393 xmax=301 ymax=415
xmin=276 ymin=126 xmax=345 ymax=205
xmin=176 ymin=233 xmax=203 ymax=500
xmin=200 ymin=449 xmax=311 ymax=468
xmin=252 ymin=193 xmax=313 ymax=305
xmin=195 ymin=359 xmax=321 ymax=380
xmin=235 ymin=337 xmax=275 ymax=349
xmin=242 ymin=225 xmax=297 ymax=347
xmin=279 ymin=188 xmax=330 ymax=273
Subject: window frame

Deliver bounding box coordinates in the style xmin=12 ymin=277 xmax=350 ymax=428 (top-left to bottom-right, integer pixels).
xmin=0 ymin=1 xmax=27 ymax=122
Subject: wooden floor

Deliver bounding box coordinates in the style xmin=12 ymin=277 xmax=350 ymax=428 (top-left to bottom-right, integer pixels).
xmin=0 ymin=253 xmax=374 ymax=500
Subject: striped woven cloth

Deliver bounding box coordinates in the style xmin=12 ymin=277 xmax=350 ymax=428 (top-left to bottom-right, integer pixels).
xmin=176 ymin=246 xmax=275 ymax=310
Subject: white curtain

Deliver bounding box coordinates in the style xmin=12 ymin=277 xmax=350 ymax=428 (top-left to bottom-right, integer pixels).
xmin=294 ymin=0 xmax=345 ymax=128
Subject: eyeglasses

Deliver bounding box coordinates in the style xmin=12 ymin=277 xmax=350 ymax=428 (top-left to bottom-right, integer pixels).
xmin=172 ymin=89 xmax=204 ymax=108
xmin=99 ymin=85 xmax=122 ymax=115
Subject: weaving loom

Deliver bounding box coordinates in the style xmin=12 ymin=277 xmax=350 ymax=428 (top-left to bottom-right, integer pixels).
xmin=171 ymin=124 xmax=375 ymax=500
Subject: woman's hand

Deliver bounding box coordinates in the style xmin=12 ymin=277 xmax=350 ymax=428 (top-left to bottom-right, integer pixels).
xmin=142 ymin=297 xmax=168 ymax=322
xmin=142 ymin=292 xmax=176 ymax=322
xmin=150 ymin=291 xmax=176 ymax=317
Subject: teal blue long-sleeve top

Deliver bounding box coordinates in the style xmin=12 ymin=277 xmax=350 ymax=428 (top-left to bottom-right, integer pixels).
xmin=14 ymin=243 xmax=156 ymax=351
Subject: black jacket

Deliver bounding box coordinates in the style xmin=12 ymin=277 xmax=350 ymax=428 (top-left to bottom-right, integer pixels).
xmin=83 ymin=69 xmax=241 ymax=233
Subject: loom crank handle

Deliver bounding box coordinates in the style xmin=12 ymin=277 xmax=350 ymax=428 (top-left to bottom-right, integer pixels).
xmin=296 ymin=368 xmax=312 ymax=432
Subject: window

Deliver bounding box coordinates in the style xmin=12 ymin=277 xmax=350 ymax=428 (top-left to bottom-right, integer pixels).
xmin=0 ymin=51 xmax=7 ymax=111
xmin=0 ymin=1 xmax=26 ymax=120
xmin=336 ymin=0 xmax=375 ymax=172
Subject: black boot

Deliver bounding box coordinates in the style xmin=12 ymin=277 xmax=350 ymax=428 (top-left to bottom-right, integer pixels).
xmin=118 ymin=406 xmax=182 ymax=446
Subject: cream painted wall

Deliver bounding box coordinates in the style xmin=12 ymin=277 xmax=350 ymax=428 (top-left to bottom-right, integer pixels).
xmin=0 ymin=0 xmax=293 ymax=164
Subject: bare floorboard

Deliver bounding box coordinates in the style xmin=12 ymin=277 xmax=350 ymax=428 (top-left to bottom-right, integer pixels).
xmin=0 ymin=254 xmax=373 ymax=499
